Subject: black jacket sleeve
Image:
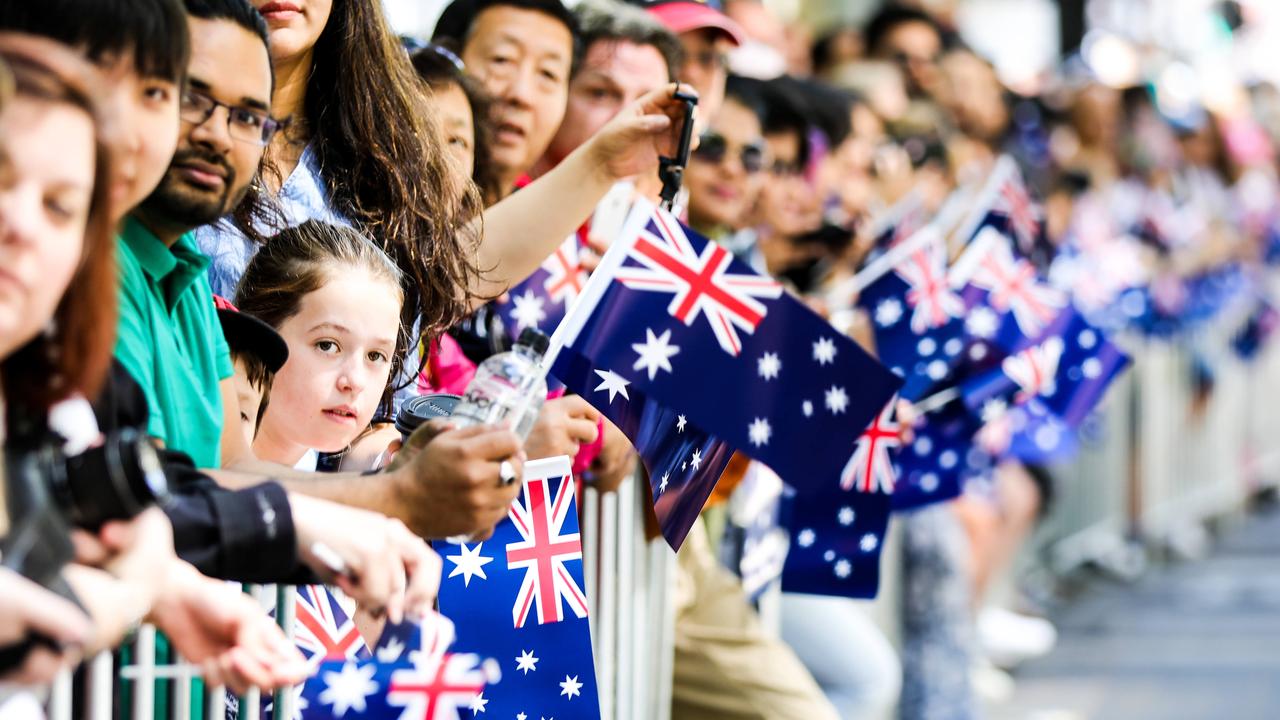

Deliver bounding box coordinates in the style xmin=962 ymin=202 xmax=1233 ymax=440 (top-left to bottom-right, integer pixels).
xmin=94 ymin=360 xmax=315 ymax=584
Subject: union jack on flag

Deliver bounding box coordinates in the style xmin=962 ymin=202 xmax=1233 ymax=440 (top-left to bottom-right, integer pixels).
xmin=615 ymin=211 xmax=783 ymax=356
xmin=994 ymin=166 xmax=1042 ymax=252
xmin=543 ymin=232 xmax=588 ymax=307
xmin=840 ymin=400 xmax=901 ymax=494
xmin=290 ymin=585 xmax=369 ymax=662
xmin=506 ymin=473 xmax=589 ymax=628
xmin=955 ymin=227 xmax=1066 ymax=338
xmin=1002 ymin=336 xmax=1063 ymax=403
xmin=897 ymin=239 xmax=965 ymax=334
xmin=297 ymin=653 xmax=500 ymax=720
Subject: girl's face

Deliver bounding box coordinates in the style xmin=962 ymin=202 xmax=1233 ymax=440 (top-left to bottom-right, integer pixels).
xmin=252 ymin=0 xmax=333 ymax=65
xmin=0 ymin=97 xmax=94 ymax=360
xmin=685 ymin=98 xmax=768 ymax=233
xmin=256 ymin=268 xmax=401 ymax=459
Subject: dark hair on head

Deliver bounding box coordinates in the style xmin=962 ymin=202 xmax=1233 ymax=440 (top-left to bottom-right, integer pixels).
xmin=572 ymin=0 xmax=682 ymax=82
xmin=412 ymin=43 xmax=504 ymax=204
xmin=724 ymin=74 xmax=767 ymax=124
xmin=810 ymin=25 xmax=855 ymax=77
xmin=787 ymin=78 xmax=857 ymax=146
xmin=0 ymin=0 xmax=189 ymax=82
xmin=758 ymin=76 xmax=812 ymax=166
xmin=180 ymin=0 xmax=284 ymax=245
xmin=235 ymin=220 xmax=406 ymax=415
xmin=433 ymin=0 xmax=582 ymax=73
xmin=299 ymin=0 xmax=485 ymax=347
xmin=184 ymin=0 xmax=270 ymax=55
xmin=862 ymin=3 xmax=942 ymax=57
xmin=0 ymin=36 xmax=118 ymax=416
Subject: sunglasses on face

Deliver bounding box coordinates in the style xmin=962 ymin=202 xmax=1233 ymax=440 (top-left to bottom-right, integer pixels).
xmin=692 ymin=131 xmax=766 ymax=173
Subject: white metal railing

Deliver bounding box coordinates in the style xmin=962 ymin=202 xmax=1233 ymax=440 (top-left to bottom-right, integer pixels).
xmin=46 ymin=467 xmax=674 ymax=720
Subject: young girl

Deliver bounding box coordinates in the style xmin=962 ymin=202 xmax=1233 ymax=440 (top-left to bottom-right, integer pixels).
xmin=235 ymin=220 xmax=404 ymax=468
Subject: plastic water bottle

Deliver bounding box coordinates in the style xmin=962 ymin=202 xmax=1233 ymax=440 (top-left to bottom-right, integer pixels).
xmin=449 ymin=328 xmax=549 ymax=439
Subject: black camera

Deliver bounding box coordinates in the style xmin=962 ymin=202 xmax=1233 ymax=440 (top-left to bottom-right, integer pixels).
xmin=7 ymin=427 xmax=170 ymax=532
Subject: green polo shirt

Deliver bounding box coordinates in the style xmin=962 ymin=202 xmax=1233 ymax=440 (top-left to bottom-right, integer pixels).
xmin=114 ymin=217 xmax=232 ymax=469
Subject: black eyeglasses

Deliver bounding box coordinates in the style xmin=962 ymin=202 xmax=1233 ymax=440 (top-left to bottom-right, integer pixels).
xmin=180 ymin=89 xmax=280 ymax=146
xmin=692 ymin=131 xmax=766 ymax=174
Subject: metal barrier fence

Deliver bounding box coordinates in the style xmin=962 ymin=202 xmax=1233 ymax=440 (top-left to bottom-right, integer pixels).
xmin=1031 ymin=292 xmax=1280 ymax=580
xmin=43 ymin=471 xmax=674 ymax=720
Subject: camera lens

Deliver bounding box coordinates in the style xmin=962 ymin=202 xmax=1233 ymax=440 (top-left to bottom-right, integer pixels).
xmin=59 ymin=428 xmax=169 ymax=529
xmin=395 ymin=393 xmax=462 ymax=441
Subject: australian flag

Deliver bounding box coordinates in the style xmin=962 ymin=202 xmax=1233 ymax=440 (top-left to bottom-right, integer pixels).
xmin=953 ymin=156 xmax=1047 ymax=263
xmin=298 ymin=653 xmax=500 ymax=720
xmin=857 ymin=227 xmax=968 ymax=400
xmin=891 ymin=402 xmax=983 ymax=511
xmin=549 ymin=199 xmax=903 ymax=554
xmin=432 ymin=457 xmax=600 ymax=720
xmin=495 ymin=231 xmax=588 ymax=340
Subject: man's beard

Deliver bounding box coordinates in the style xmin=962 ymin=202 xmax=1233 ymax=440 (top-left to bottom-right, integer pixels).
xmin=139 ymin=148 xmax=243 ymax=230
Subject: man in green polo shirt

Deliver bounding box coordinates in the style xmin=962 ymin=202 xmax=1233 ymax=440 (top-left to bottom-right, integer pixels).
xmin=116 ymin=216 xmax=230 ymax=469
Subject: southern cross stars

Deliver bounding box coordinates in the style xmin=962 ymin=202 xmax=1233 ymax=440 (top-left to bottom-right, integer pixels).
xmin=824 ymin=385 xmax=849 ymax=414
xmin=593 ymin=369 xmax=631 ymax=403
xmin=446 ymin=542 xmax=493 ymax=588
xmin=658 ymin=473 xmax=669 ymax=493
xmin=757 ymin=351 xmax=781 ymax=380
xmin=560 ymin=675 xmax=584 ymax=700
xmin=748 ymin=417 xmax=772 ymax=447
xmin=690 ymin=448 xmax=703 ymax=470
xmin=510 ymin=289 xmax=547 ymax=331
xmin=515 ymin=649 xmax=539 ymax=675
xmin=813 ymin=337 xmax=837 ymax=365
xmin=676 ymin=414 xmax=687 ymax=432
xmin=631 ymin=328 xmax=679 ymax=380
xmin=875 ymin=298 xmax=903 ymax=327
xmin=468 ymin=692 xmax=489 ymax=714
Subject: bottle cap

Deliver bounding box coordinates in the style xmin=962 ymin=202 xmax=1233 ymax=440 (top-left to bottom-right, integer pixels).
xmin=515 ymin=328 xmax=550 ymax=356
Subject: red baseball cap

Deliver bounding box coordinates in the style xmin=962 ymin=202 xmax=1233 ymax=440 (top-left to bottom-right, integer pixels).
xmin=631 ymin=0 xmax=744 ymax=47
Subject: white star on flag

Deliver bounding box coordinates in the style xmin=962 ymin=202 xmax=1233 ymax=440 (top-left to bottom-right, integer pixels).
xmin=813 ymin=337 xmax=837 ymax=365
xmin=797 ymin=529 xmax=815 ymax=547
xmin=515 ymin=649 xmax=539 ymax=675
xmin=757 ymin=352 xmax=781 ymax=380
xmin=593 ymin=369 xmax=631 ymax=403
xmin=446 ymin=542 xmax=493 ymax=588
xmin=834 ymin=559 xmax=852 ymax=578
xmin=510 ymin=289 xmax=547 ymax=331
xmin=838 ymin=507 xmax=855 ymax=526
xmin=966 ymin=306 xmax=999 ymax=339
xmin=676 ymin=414 xmax=687 ymax=432
xmin=748 ymin=417 xmax=772 ymax=447
xmin=560 ymin=675 xmax=584 ymax=699
xmin=824 ymin=385 xmax=849 ymax=414
xmin=517 ymin=713 xmax=528 ymax=720
xmin=802 ymin=400 xmax=814 ymax=417
xmin=375 ymin=635 xmax=405 ymax=662
xmin=631 ymin=328 xmax=680 ymax=380
xmin=860 ymin=534 xmax=879 ymax=552
xmin=317 ymin=662 xmax=378 ymax=717
xmin=658 ymin=473 xmax=669 ymax=493
xmin=875 ymin=298 xmax=903 ymax=327
xmin=690 ymin=448 xmax=703 ymax=470
xmin=469 ymin=692 xmax=489 ymax=714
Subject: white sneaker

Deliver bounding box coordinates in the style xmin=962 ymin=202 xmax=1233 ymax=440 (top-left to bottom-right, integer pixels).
xmin=978 ymin=606 xmax=1058 ymax=669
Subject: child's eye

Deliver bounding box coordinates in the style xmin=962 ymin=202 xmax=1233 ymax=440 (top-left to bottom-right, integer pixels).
xmin=368 ymin=350 xmax=389 ymax=364
xmin=315 ymin=339 xmax=339 ymax=354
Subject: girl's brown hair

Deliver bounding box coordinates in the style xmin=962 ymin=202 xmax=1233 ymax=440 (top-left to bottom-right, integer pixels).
xmin=0 ymin=36 xmax=118 ymax=415
xmin=233 ymin=220 xmax=405 ymax=414
xmin=292 ymin=0 xmax=484 ymax=346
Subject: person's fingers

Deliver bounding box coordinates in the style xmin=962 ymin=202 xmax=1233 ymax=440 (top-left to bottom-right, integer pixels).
xmin=459 ymin=429 xmax=523 ymax=461
xmin=2 ymin=571 xmax=92 ymax=647
xmin=386 ymin=552 xmax=408 ymax=626
xmin=399 ymin=537 xmax=441 ymax=618
xmin=70 ymin=529 xmax=111 ymax=566
xmin=14 ymin=647 xmax=69 ymax=686
xmin=566 ymin=417 xmax=601 ymax=445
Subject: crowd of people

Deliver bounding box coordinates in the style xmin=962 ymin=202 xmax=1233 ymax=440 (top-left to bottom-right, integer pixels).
xmin=1 ymin=0 xmax=1278 ymax=718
